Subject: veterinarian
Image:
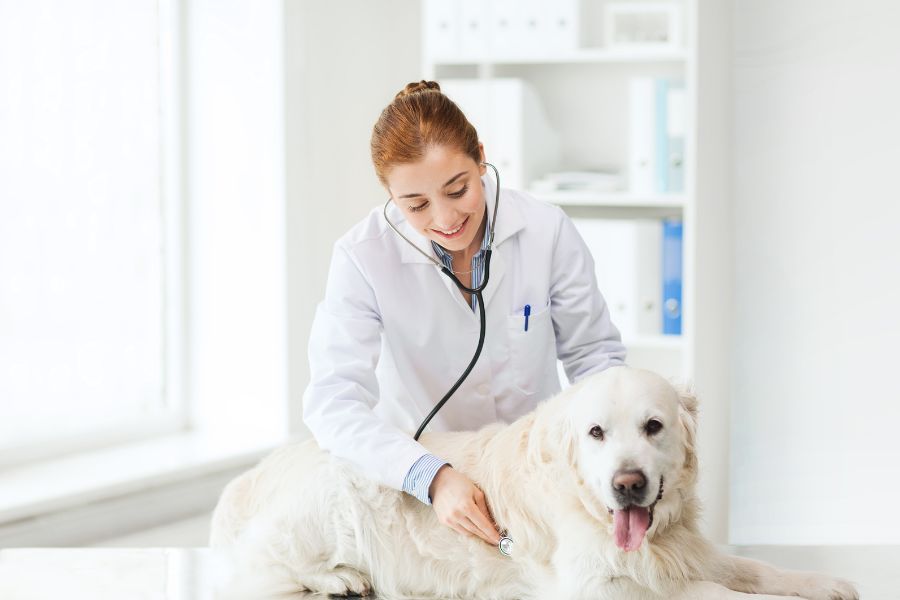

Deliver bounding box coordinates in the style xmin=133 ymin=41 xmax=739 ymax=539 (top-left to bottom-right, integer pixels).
xmin=302 ymin=80 xmax=627 ymax=550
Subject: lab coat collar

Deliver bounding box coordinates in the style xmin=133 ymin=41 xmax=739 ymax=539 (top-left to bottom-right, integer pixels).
xmin=388 ymin=172 xmax=526 ymax=266
xmin=482 ymin=167 xmax=526 ymax=248
xmin=383 ymin=201 xmax=437 ymax=265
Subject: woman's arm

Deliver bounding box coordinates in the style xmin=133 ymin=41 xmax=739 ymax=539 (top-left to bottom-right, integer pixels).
xmin=302 ymin=242 xmax=434 ymax=491
xmin=548 ymin=211 xmax=628 ymax=384
xmin=305 ymin=241 xmax=502 ymax=545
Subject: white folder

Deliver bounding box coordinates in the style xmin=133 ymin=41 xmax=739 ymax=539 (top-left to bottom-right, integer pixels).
xmin=628 ymin=77 xmax=656 ymax=194
xmin=459 ymin=0 xmax=489 ymax=59
xmin=571 ymin=217 xmax=662 ymax=338
xmin=423 ymin=0 xmax=460 ymax=61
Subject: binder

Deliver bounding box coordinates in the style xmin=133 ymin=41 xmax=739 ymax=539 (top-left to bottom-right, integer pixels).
xmin=631 ymin=77 xmax=686 ymax=194
xmin=545 ymin=0 xmax=579 ymax=53
xmin=662 ymin=219 xmax=683 ymax=335
xmin=571 ymin=218 xmax=662 ymax=339
xmin=423 ymin=0 xmax=460 ymax=61
xmin=655 ymin=79 xmax=670 ymax=193
xmin=628 ymin=77 xmax=656 ymax=194
xmin=488 ymin=0 xmax=520 ymax=56
xmin=666 ymin=83 xmax=686 ymax=193
xmin=459 ymin=0 xmax=489 ymax=59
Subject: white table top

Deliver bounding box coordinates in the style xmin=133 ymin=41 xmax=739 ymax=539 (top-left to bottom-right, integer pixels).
xmin=0 ymin=546 xmax=897 ymax=599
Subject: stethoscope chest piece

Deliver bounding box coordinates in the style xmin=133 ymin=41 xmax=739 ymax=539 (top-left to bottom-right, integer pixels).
xmin=498 ymin=533 xmax=514 ymax=557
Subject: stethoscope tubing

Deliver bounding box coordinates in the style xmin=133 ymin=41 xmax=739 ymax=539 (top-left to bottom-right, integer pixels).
xmin=382 ymin=162 xmax=501 ymax=439
xmin=413 ymin=284 xmax=490 ymax=441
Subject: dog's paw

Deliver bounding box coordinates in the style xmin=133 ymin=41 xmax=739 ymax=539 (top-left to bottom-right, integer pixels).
xmin=300 ymin=567 xmax=373 ymax=597
xmin=785 ymin=572 xmax=859 ymax=600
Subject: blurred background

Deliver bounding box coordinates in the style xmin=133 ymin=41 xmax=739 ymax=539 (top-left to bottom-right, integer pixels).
xmin=0 ymin=0 xmax=898 ymax=552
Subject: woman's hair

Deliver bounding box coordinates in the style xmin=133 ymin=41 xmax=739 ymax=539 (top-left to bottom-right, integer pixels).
xmin=370 ymin=80 xmax=481 ymax=187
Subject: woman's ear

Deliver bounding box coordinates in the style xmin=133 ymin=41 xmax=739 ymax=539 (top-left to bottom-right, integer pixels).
xmin=478 ymin=143 xmax=486 ymax=175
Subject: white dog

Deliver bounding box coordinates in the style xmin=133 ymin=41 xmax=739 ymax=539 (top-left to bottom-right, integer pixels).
xmin=209 ymin=366 xmax=859 ymax=599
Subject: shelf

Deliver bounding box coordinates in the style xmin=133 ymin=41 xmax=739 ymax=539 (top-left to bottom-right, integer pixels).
xmin=531 ymin=190 xmax=686 ymax=209
xmin=431 ymin=48 xmax=688 ymax=67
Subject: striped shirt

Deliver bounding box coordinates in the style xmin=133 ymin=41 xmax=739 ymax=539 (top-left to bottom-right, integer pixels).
xmin=401 ymin=212 xmax=491 ymax=504
xmin=430 ymin=214 xmax=492 ymax=311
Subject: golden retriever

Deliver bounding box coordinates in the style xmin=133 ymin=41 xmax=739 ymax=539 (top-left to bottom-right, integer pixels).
xmin=209 ymin=366 xmax=858 ymax=599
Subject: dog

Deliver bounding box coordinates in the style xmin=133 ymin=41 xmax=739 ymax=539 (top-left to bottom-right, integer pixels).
xmin=209 ymin=366 xmax=859 ymax=599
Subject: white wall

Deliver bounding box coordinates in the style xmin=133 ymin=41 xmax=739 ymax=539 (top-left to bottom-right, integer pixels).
xmin=691 ymin=0 xmax=734 ymax=545
xmin=284 ymin=0 xmax=422 ymax=433
xmin=730 ymin=0 xmax=900 ymax=544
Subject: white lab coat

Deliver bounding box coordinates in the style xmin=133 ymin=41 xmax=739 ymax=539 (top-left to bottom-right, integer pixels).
xmin=302 ymin=173 xmax=626 ymax=492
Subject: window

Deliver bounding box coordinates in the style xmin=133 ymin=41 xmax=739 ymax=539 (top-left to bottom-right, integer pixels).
xmin=0 ymin=1 xmax=185 ymax=463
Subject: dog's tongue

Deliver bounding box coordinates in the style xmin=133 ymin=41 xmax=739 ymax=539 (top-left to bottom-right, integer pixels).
xmin=613 ymin=507 xmax=650 ymax=552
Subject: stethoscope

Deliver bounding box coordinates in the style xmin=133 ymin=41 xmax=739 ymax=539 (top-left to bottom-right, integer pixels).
xmin=383 ymin=161 xmax=514 ymax=557
xmin=382 ymin=161 xmax=500 ymax=441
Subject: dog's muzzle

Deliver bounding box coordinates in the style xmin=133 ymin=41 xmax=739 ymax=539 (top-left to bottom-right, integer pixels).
xmin=606 ymin=475 xmax=665 ymax=551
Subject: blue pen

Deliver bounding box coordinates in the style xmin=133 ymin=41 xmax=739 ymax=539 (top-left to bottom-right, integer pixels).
xmin=523 ymin=304 xmax=531 ymax=332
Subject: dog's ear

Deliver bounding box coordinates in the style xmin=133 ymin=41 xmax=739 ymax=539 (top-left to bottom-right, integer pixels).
xmin=673 ymin=381 xmax=699 ymax=482
xmin=676 ymin=381 xmax=699 ymax=424
xmin=526 ymin=400 xmax=577 ymax=468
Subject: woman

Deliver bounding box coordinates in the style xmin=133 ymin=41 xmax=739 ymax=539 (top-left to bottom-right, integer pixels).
xmin=302 ymin=80 xmax=626 ymax=550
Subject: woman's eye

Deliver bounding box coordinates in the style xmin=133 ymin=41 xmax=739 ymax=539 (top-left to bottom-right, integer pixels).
xmin=409 ymin=202 xmax=428 ymax=213
xmin=448 ymin=185 xmax=468 ymax=198
xmin=589 ymin=426 xmax=604 ymax=440
xmin=645 ymin=419 xmax=663 ymax=436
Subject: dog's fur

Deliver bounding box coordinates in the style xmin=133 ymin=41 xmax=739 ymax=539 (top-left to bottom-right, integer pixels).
xmin=209 ymin=366 xmax=858 ymax=599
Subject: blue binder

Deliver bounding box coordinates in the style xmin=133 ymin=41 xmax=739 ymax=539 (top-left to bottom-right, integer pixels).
xmin=662 ymin=219 xmax=682 ymax=335
xmin=654 ymin=79 xmax=686 ymax=194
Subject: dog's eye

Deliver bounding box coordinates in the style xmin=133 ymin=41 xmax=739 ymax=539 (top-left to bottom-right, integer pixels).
xmin=645 ymin=419 xmax=664 ymax=435
xmin=589 ymin=425 xmax=604 ymax=440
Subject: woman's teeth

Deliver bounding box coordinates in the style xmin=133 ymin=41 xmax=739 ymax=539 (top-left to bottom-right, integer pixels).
xmin=435 ymin=219 xmax=465 ymax=235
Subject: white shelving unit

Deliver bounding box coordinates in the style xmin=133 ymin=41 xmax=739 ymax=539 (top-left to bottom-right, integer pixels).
xmin=421 ymin=0 xmax=733 ymax=544
xmin=422 ymin=0 xmax=694 ymax=382
xmin=431 ymin=48 xmax=688 ymax=65
xmin=530 ymin=191 xmax=686 ymax=208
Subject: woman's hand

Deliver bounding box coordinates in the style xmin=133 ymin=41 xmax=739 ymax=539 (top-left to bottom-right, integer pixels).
xmin=429 ymin=465 xmax=502 ymax=547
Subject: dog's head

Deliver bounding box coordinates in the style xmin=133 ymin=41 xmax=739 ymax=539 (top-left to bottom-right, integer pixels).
xmin=535 ymin=366 xmax=699 ymax=552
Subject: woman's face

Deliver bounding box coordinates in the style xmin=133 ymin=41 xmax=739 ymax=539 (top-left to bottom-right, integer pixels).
xmin=386 ymin=144 xmax=487 ymax=256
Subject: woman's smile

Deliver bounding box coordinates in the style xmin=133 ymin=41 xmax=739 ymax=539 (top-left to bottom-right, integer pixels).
xmin=431 ymin=216 xmax=468 ymax=239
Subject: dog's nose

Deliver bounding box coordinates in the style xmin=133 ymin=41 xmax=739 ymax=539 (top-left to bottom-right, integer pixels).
xmin=612 ymin=469 xmax=648 ymax=505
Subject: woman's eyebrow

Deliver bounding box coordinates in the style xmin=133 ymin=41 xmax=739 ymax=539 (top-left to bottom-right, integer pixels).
xmin=442 ymin=171 xmax=467 ymax=187
xmin=397 ymin=171 xmax=468 ymax=199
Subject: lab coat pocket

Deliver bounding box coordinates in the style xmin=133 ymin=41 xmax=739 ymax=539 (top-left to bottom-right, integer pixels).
xmin=506 ymin=301 xmax=555 ymax=395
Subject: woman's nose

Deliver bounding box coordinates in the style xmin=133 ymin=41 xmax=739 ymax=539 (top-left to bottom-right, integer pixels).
xmin=432 ymin=206 xmax=459 ymax=230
